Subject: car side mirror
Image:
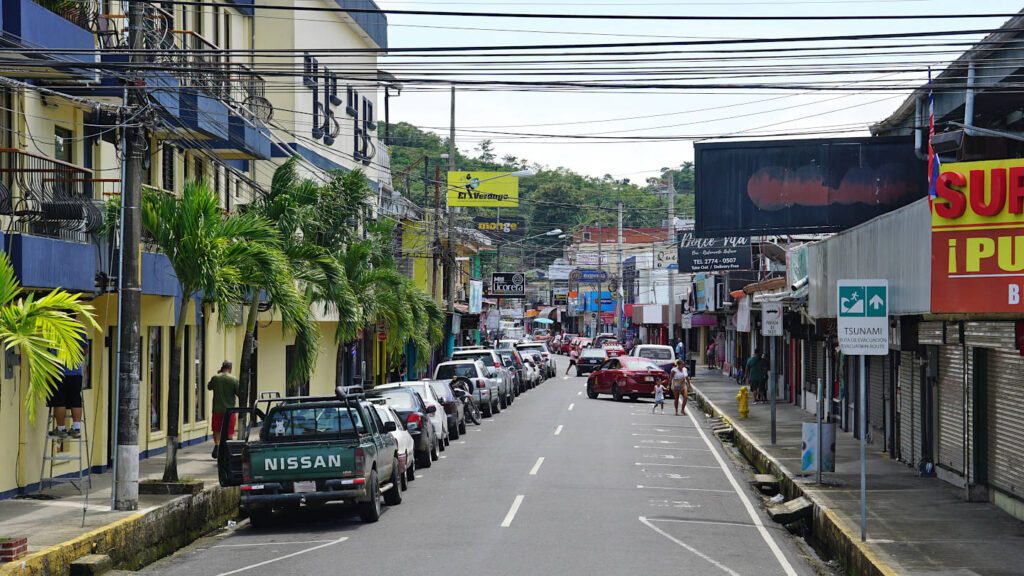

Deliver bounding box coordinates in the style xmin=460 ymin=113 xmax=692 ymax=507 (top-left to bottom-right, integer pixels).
xmin=384 ymin=421 xmax=397 ymax=433
xmin=426 ymin=405 xmax=437 ymax=414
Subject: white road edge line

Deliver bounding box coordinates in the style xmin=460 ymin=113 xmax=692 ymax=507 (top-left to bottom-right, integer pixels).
xmin=635 ymin=462 xmax=720 ymax=469
xmin=215 ymin=536 xmax=348 ymax=576
xmin=568 ymin=403 xmax=575 ymax=411
xmin=501 ymin=495 xmax=526 ymax=527
xmin=639 ymin=516 xmax=741 ymax=576
xmin=637 ymin=485 xmax=733 ymax=494
xmin=214 ymin=540 xmax=335 ymax=548
xmin=529 ymin=456 xmax=545 ymax=475
xmin=685 ymin=406 xmax=800 ymax=576
xmin=554 ymin=425 xmax=563 ymax=436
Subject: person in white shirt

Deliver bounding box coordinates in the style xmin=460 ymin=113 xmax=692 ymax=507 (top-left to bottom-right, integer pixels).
xmin=670 ymin=359 xmax=690 ymax=416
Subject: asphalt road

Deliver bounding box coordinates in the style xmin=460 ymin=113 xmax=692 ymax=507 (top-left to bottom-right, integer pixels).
xmin=142 ymin=357 xmax=825 ymax=576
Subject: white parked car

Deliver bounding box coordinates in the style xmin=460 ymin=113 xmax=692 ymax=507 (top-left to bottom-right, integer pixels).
xmin=434 ymin=359 xmax=502 ymax=417
xmin=521 ymin=353 xmax=543 ymax=387
xmin=379 ymin=381 xmax=449 ymax=448
xmin=515 ymin=342 xmax=556 ymax=377
xmin=371 ymin=402 xmax=416 ymax=484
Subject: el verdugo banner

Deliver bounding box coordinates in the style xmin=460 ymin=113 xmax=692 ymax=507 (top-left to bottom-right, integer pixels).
xmin=448 ymin=172 xmax=520 ymax=208
xmin=932 ymin=158 xmax=1024 ymax=313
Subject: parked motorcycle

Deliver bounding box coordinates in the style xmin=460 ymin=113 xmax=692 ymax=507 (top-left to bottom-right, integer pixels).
xmin=451 ymin=377 xmax=482 ymax=425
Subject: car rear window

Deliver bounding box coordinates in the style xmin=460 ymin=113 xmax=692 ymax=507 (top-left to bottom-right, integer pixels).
xmin=637 ymin=347 xmax=673 ymax=360
xmin=452 ymin=352 xmax=492 ymax=365
xmin=435 ymin=363 xmax=478 ymax=379
xmin=369 ymin=390 xmax=416 ymax=411
xmin=622 ymin=358 xmax=662 ymax=371
xmin=264 ymin=405 xmax=362 ymax=440
xmin=581 ymin=349 xmax=607 ymax=359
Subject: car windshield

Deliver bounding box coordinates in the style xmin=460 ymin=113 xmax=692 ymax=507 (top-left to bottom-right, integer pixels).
xmin=435 ymin=363 xmax=478 ymax=379
xmin=264 ymin=404 xmax=362 ymax=440
xmin=369 ymin=390 xmax=415 ymax=411
xmin=637 ymin=347 xmax=673 ymax=360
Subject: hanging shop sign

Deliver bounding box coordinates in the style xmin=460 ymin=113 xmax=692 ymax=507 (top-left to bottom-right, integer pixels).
xmin=469 ymin=280 xmax=483 ymax=314
xmin=931 ymin=159 xmax=1024 ymax=313
xmin=677 ymin=233 xmax=752 ymax=272
xmin=473 ymin=216 xmax=525 ymax=238
xmin=488 ymin=272 xmax=526 ymax=298
xmin=447 ymin=172 xmax=520 ymax=207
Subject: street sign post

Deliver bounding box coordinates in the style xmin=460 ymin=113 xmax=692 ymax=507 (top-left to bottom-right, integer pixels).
xmin=836 ymin=279 xmax=889 ymax=544
xmin=761 ymin=302 xmax=783 ymax=444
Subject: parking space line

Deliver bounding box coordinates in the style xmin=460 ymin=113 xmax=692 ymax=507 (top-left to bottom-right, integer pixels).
xmin=639 ymin=517 xmax=741 ymax=576
xmin=568 ymin=403 xmax=575 ymax=411
xmin=214 ymin=537 xmax=349 ymax=576
xmin=501 ymin=495 xmax=526 ymax=527
xmin=685 ymin=408 xmax=799 ymax=576
xmin=529 ymin=457 xmax=545 ymax=475
xmin=554 ymin=425 xmax=563 ymax=435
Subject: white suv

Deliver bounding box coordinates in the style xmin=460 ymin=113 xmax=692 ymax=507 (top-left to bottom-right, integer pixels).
xmin=515 ymin=342 xmax=555 ymax=378
xmin=434 ymin=360 xmax=502 ymax=417
xmin=450 ymin=349 xmax=515 ymax=408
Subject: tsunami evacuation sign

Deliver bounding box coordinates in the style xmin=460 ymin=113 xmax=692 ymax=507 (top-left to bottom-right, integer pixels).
xmin=837 ymin=280 xmax=889 ymax=356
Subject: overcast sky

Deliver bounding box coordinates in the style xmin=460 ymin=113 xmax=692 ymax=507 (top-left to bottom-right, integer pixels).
xmin=375 ymin=0 xmax=1020 ymax=182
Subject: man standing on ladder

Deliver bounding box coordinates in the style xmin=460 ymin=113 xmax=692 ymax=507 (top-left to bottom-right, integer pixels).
xmin=48 ymin=335 xmax=88 ymax=438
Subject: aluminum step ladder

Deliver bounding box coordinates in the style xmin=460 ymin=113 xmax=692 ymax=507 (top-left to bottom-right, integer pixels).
xmin=39 ymin=405 xmax=91 ymax=494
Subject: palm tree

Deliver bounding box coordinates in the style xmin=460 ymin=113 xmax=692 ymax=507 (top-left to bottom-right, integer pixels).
xmin=0 ymin=251 xmax=100 ymax=422
xmin=142 ymin=179 xmax=293 ymax=482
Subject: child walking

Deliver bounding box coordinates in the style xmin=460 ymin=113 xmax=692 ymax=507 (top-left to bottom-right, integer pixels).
xmin=652 ymin=381 xmax=666 ymax=414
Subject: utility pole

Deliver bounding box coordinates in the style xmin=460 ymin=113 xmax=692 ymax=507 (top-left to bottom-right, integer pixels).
xmin=446 ymin=85 xmax=456 ymax=353
xmin=617 ymin=201 xmax=623 ymax=341
xmin=114 ymin=0 xmax=143 ymax=511
xmin=597 ymin=208 xmax=603 ymax=337
xmin=667 ymin=172 xmax=676 ymax=347
xmin=432 ymin=164 xmax=439 ymax=300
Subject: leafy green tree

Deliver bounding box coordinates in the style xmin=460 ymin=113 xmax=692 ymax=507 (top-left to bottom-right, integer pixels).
xmin=142 ymin=179 xmax=293 ymax=482
xmin=0 ymin=252 xmax=100 ymax=422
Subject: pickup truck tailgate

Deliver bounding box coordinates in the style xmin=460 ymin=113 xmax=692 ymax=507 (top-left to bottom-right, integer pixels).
xmin=247 ymin=442 xmax=358 ymax=482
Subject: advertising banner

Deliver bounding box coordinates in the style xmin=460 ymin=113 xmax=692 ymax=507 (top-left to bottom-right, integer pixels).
xmin=576 ymin=252 xmax=609 ymax=266
xmin=695 ymin=136 xmax=926 ymax=236
xmin=469 ymin=280 xmax=483 ymax=314
xmin=552 ymin=287 xmax=569 ymax=306
xmin=736 ymin=296 xmax=751 ymax=333
xmin=801 ymin=422 xmax=836 ymax=473
xmin=473 ymin=216 xmax=525 ymax=239
xmin=654 ymin=242 xmax=678 ymax=269
xmin=547 ymin=264 xmax=574 ymax=280
xmin=695 ymin=273 xmax=716 ymax=312
xmin=488 ymin=272 xmax=525 ymax=298
xmin=678 ymin=233 xmax=753 ymax=272
xmin=447 ymin=171 xmax=520 ymax=207
xmin=931 ymin=159 xmax=1024 ymax=313
xmin=569 ymin=269 xmax=609 ymax=283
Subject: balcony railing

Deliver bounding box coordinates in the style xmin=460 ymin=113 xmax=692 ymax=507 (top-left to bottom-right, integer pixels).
xmin=0 ymin=148 xmax=104 ymax=242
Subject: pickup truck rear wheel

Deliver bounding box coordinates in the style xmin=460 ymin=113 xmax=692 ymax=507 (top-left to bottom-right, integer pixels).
xmin=358 ymin=471 xmax=382 ymax=523
xmin=248 ymin=508 xmax=271 ymax=529
xmin=384 ymin=458 xmax=403 ymax=505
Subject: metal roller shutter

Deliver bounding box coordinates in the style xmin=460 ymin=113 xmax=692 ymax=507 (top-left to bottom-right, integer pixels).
xmin=919 ymin=321 xmax=944 ymax=345
xmin=937 ymin=345 xmax=965 ymax=474
xmin=987 ymin=348 xmax=1024 ymax=498
xmin=899 ymin=351 xmax=917 ymax=466
xmin=965 ymin=321 xmax=1014 ymax=350
xmin=869 ymin=355 xmax=885 ymax=432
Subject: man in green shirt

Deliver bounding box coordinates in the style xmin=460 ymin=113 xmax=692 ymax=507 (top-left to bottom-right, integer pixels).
xmin=208 ymin=361 xmax=240 ymax=459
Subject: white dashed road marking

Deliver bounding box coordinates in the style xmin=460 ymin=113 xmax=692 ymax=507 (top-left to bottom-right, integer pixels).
xmin=568 ymin=403 xmax=575 ymax=411
xmin=501 ymin=495 xmax=525 ymax=528
xmin=529 ymin=457 xmax=545 ymax=476
xmin=554 ymin=425 xmax=563 ymax=435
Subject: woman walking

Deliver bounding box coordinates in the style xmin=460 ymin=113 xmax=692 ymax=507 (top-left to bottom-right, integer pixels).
xmin=670 ymin=359 xmax=690 ymax=416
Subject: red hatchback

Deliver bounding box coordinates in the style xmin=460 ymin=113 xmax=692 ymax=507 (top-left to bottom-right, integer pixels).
xmin=586 ymin=357 xmax=669 ymax=402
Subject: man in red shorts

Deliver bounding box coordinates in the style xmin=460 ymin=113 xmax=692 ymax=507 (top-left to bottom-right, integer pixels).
xmin=208 ymin=361 xmax=239 ymax=459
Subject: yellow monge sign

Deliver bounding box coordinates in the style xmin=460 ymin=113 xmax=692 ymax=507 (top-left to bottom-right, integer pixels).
xmin=447 ymin=171 xmax=520 ymax=208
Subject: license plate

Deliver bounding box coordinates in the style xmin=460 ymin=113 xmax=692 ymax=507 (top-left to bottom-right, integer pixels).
xmin=645 ymin=376 xmax=654 ymax=382
xmin=293 ymin=480 xmax=316 ymax=494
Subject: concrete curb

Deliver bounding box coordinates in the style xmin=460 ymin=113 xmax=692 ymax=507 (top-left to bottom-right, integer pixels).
xmin=0 ymin=485 xmax=239 ymax=576
xmin=689 ymin=384 xmax=901 ymax=576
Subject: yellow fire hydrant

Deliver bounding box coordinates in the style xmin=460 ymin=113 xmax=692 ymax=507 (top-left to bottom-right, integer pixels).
xmin=736 ymin=386 xmax=750 ymax=418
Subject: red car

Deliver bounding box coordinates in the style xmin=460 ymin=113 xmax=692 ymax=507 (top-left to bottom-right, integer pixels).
xmin=586 ymin=357 xmax=669 ymax=402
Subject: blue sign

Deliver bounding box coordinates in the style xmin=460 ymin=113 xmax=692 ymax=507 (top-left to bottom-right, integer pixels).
xmin=582 ymin=291 xmax=615 ymax=312
xmin=570 ymin=269 xmax=609 ymax=283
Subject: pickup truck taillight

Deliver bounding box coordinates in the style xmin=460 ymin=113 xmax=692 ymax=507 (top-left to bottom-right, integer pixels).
xmin=242 ymin=454 xmax=251 ymax=482
xmin=406 ymin=412 xmax=421 ymax=430
xmin=354 ymin=448 xmax=364 ymax=476
xmin=477 ymin=379 xmax=486 ymax=389
xmin=494 ymin=361 xmax=501 ymax=369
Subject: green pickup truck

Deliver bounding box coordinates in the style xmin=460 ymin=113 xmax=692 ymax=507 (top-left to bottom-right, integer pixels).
xmin=218 ymin=389 xmax=404 ymax=527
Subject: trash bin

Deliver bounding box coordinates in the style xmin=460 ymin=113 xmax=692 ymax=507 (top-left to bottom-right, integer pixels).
xmin=688 ymin=359 xmax=696 ymax=377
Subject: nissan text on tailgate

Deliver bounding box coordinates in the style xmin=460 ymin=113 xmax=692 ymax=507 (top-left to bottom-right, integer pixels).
xmin=218 ymin=389 xmax=403 ymax=526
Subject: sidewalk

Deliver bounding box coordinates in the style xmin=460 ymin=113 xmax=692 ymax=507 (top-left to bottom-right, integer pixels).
xmin=690 ymin=368 xmax=1024 ymax=576
xmin=0 ymin=443 xmax=235 ymax=575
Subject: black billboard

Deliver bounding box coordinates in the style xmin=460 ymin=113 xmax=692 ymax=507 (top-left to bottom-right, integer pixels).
xmin=694 ymin=136 xmax=926 ymax=237
xmin=488 ymin=272 xmax=525 ymax=298
xmin=473 ymin=216 xmax=525 ymax=239
xmin=677 ymin=233 xmax=753 ymax=272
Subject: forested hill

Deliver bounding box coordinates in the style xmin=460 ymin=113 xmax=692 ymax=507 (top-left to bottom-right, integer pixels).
xmin=384 ymin=121 xmax=694 ymax=262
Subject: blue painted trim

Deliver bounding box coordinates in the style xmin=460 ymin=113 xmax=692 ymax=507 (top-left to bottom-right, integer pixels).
xmin=331 ymin=0 xmax=387 ymax=50
xmin=271 ymin=143 xmax=380 ymax=192
xmin=224 ymin=0 xmax=254 ymax=16
xmin=1 ymin=0 xmax=97 ymax=66
xmin=8 ymin=234 xmax=96 ymax=292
